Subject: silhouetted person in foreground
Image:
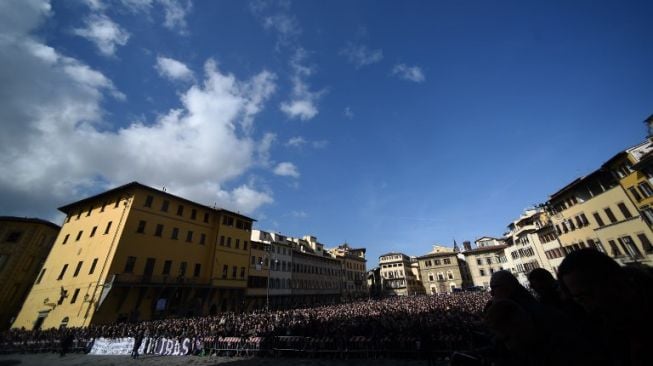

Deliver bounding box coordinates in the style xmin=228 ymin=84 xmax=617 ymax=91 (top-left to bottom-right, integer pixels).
xmin=558 ymin=249 xmax=653 ymax=366
xmin=131 ymin=329 xmax=144 ymax=359
xmin=527 ymin=268 xmax=562 ymax=306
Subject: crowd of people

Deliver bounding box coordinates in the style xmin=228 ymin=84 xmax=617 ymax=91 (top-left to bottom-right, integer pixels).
xmin=1 ymin=292 xmax=491 ymax=359
xmin=2 ymin=249 xmax=652 ymax=365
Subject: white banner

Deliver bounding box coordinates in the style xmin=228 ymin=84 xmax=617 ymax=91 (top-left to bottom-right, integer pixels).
xmin=89 ymin=337 xmax=134 ymax=355
xmin=89 ymin=337 xmax=191 ymax=356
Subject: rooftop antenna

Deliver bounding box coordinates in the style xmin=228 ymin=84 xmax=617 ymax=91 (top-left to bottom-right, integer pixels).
xmin=162 ymin=185 xmax=166 ymax=192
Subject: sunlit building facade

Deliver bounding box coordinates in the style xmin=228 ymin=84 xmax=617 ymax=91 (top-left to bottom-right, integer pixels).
xmin=12 ymin=182 xmax=254 ymax=329
xmin=0 ymin=217 xmax=59 ymax=330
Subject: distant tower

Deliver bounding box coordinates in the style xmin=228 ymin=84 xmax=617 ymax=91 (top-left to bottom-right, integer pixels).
xmin=645 ymin=114 xmax=653 ymax=139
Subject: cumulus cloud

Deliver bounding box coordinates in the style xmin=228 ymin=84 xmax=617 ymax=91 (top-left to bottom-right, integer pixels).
xmin=392 ymin=63 xmax=426 ymax=83
xmin=280 ymin=48 xmax=323 ymax=121
xmin=73 ymin=13 xmax=130 ymax=56
xmin=0 ymin=1 xmax=278 ymax=218
xmin=155 ymin=56 xmax=194 ymax=81
xmin=340 ymin=42 xmax=383 ymax=68
xmin=273 ymin=162 xmax=300 ymax=178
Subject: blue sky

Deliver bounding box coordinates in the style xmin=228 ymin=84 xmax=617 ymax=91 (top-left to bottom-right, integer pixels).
xmin=1 ymin=0 xmax=652 ymax=265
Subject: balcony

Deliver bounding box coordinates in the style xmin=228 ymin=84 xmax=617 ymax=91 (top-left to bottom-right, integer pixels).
xmin=109 ymin=273 xmax=209 ymax=287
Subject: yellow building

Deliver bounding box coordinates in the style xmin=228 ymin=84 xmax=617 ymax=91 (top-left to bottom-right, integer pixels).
xmin=12 ymin=182 xmax=254 ymax=330
xmin=417 ymin=246 xmax=464 ymax=294
xmin=462 ymin=238 xmax=508 ymax=289
xmin=0 ymin=217 xmax=59 ymax=329
xmin=548 ymin=141 xmax=653 ymax=266
xmin=328 ymin=243 xmax=368 ymax=301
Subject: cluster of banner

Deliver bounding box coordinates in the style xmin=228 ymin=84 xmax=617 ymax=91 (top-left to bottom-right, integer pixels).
xmin=89 ymin=337 xmax=192 ymax=356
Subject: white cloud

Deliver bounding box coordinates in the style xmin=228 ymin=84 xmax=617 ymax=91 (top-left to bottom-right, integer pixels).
xmin=73 ymin=14 xmax=130 ymax=56
xmin=392 ymin=63 xmax=426 ymax=83
xmin=159 ymin=0 xmax=192 ymax=34
xmin=280 ymin=48 xmax=323 ymax=121
xmin=119 ymin=0 xmax=191 ymax=34
xmin=341 ymin=42 xmax=383 ymax=68
xmin=291 ymin=210 xmax=308 ymax=218
xmin=285 ymin=136 xmax=327 ymax=149
xmin=273 ymin=162 xmax=300 ymax=178
xmin=155 ymin=56 xmax=194 ymax=82
xmin=250 ymin=0 xmax=300 ymax=48
xmin=344 ymin=106 xmax=354 ymax=119
xmin=286 ymin=136 xmax=307 ymax=147
xmin=0 ymin=2 xmax=278 ymax=218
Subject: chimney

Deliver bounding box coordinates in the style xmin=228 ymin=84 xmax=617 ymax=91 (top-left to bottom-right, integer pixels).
xmin=463 ymin=241 xmax=472 ymax=251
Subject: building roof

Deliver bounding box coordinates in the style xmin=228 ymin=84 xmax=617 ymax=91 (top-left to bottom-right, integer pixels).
xmin=379 ymin=252 xmax=406 ymax=258
xmin=462 ymin=244 xmax=508 ymax=255
xmin=416 ymin=251 xmax=457 ymax=259
xmin=57 ymin=181 xmax=256 ymax=222
xmin=0 ymin=216 xmax=60 ymax=230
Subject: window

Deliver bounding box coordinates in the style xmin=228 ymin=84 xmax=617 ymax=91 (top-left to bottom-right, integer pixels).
xmin=161 ymin=200 xmax=169 ymax=212
xmin=104 ymin=221 xmax=112 ymax=234
xmin=235 ymin=239 xmax=240 ymax=249
xmin=62 ymin=234 xmax=70 ymax=245
xmin=639 ymin=182 xmax=653 ymax=197
xmin=447 ymin=271 xmax=454 ymax=280
xmin=203 ymin=213 xmax=209 ymax=223
xmin=89 ymin=258 xmax=98 ymax=275
xmin=176 ymin=205 xmax=184 ymax=216
xmin=162 ymin=260 xmax=172 ymax=275
xmin=629 ymin=187 xmax=643 ymax=202
xmin=222 ymin=265 xmax=228 ymax=279
xmin=73 ymin=261 xmax=83 ymax=277
xmin=593 ymin=212 xmax=605 ymax=227
xmin=251 ymin=256 xmax=256 ymax=265
xmin=186 ymin=231 xmax=193 ymax=243
xmin=194 ymin=263 xmax=201 ymax=277
xmin=76 ymin=231 xmax=83 ymax=241
xmin=231 ymin=266 xmax=236 ymax=277
xmin=619 ymin=236 xmax=642 ymax=259
xmin=608 ymin=240 xmax=622 ymax=257
xmin=171 ymin=228 xmax=179 ymax=240
xmin=86 ymin=207 xmax=92 ymax=216
xmin=124 ymin=256 xmax=136 ymax=273
xmin=101 ymin=201 xmax=107 ymax=212
xmin=114 ymin=198 xmax=121 ymax=208
xmin=76 ymin=210 xmax=82 ymax=220
xmin=179 ymin=262 xmax=187 ymax=277
xmin=136 ymin=220 xmax=146 ymax=234
xmin=240 ymin=267 xmax=246 ymax=278
xmin=476 ymin=258 xmax=482 ymax=265
xmin=191 ymin=209 xmax=197 ymax=220
xmin=604 ymin=208 xmax=618 ymax=223
xmin=199 ymin=233 xmax=206 ymax=245
xmin=226 ymin=237 xmax=231 ymax=247
xmin=36 ymin=268 xmax=46 ymax=284
xmin=70 ymin=289 xmax=80 ymax=304
xmin=220 ymin=236 xmax=225 ymax=246
xmin=434 ymin=259 xmax=441 ymax=265
xmin=155 ymin=224 xmax=163 ymax=237
xmin=444 ymin=258 xmax=451 ymax=265
xmin=57 ymin=264 xmax=68 ymax=280
xmin=617 ymin=203 xmax=632 ymax=219
xmin=144 ymin=195 xmax=153 ymax=208
xmin=5 ymin=231 xmax=22 ymax=243
xmin=485 ymin=258 xmax=492 ymax=265
xmin=58 ymin=289 xmax=68 ymax=305
xmin=223 ymin=216 xmax=234 ymax=226
xmin=637 ymin=233 xmax=653 ymax=252
xmin=90 ymin=226 xmax=97 ymax=238
xmin=580 ymin=213 xmax=589 ymax=226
